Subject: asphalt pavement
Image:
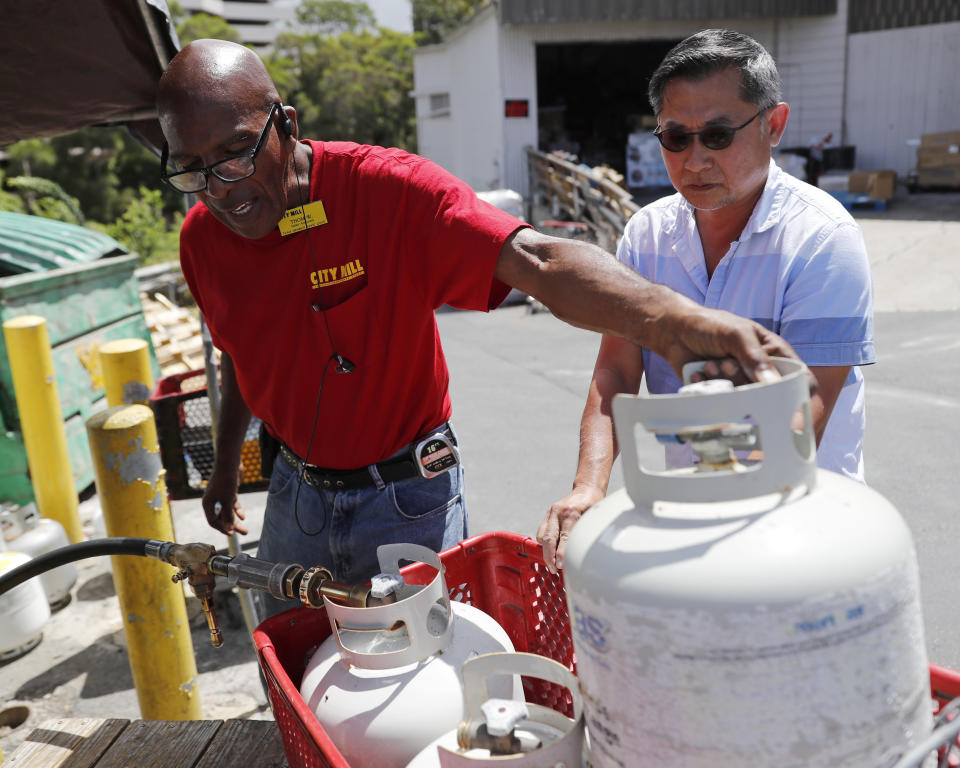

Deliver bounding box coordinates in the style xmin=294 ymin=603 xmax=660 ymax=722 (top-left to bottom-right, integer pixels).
xmin=1 ymin=191 xmax=958 ymax=759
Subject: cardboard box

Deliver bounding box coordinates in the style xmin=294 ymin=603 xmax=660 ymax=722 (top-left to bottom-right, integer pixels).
xmin=847 ymin=170 xmax=896 ymax=201
xmin=920 ymin=131 xmax=960 ymax=149
xmin=915 ymin=167 xmax=960 ymax=187
xmin=917 ymin=146 xmax=960 ymax=168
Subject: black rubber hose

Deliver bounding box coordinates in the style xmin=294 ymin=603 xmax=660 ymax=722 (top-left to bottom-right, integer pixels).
xmin=0 ymin=538 xmax=153 ymax=596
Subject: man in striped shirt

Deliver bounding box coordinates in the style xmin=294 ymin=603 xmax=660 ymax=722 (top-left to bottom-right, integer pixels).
xmin=538 ymin=29 xmax=875 ymax=572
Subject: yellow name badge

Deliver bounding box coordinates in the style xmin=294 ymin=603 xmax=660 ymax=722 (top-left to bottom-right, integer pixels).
xmin=278 ymin=200 xmax=328 ymax=236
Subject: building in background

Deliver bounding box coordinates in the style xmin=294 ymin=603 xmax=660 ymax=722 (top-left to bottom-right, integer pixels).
xmin=412 ymin=0 xmax=960 ymax=195
xmin=175 ymin=0 xmax=297 ymax=48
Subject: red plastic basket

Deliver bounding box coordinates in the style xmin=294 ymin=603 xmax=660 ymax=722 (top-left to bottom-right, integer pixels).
xmin=254 ymin=531 xmax=571 ymax=768
xmin=253 ymin=531 xmax=960 ymax=768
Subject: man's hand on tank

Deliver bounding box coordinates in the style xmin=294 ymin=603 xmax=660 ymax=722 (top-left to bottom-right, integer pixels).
xmin=652 ymin=302 xmax=796 ymax=385
xmin=537 ymin=485 xmax=605 ymax=574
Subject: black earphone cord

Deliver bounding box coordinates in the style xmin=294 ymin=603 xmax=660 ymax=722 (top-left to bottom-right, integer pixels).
xmin=287 ymin=129 xmax=355 ymax=538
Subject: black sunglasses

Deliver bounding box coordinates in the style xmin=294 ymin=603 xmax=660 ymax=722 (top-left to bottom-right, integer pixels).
xmin=160 ymin=102 xmax=281 ymax=193
xmin=653 ymin=108 xmax=767 ymax=153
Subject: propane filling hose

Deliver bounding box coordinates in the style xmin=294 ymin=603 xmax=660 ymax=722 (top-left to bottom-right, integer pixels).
xmin=0 ymin=537 xmax=154 ymax=595
xmin=0 ymin=536 xmax=392 ymax=649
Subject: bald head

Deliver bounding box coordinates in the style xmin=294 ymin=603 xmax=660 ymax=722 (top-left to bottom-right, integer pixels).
xmin=156 ymin=39 xmax=307 ymax=240
xmin=158 ymin=39 xmax=279 ymax=123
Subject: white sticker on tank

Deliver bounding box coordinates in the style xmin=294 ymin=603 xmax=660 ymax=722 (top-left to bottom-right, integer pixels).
xmin=569 ymin=557 xmax=932 ymax=768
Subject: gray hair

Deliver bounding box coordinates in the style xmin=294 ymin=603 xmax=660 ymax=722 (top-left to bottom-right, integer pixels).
xmin=648 ymin=29 xmax=783 ymax=116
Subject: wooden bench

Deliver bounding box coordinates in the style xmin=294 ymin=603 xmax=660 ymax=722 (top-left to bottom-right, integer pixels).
xmin=5 ymin=717 xmax=286 ymax=768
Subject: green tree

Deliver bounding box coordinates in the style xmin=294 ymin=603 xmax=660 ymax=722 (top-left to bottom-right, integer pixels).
xmin=413 ymin=0 xmax=487 ymax=45
xmin=4 ymin=128 xmax=183 ymax=224
xmin=168 ymin=1 xmax=244 ymax=45
xmin=268 ymin=1 xmax=417 ymax=150
xmin=107 ymin=187 xmax=183 ymax=265
xmin=296 ymin=0 xmax=375 ymax=34
xmin=3 ymin=176 xmax=84 ymax=224
xmin=0 ymin=171 xmax=26 ymax=214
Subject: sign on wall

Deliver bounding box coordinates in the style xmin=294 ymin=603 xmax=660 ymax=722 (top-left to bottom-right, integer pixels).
xmin=505 ymin=99 xmax=529 ymax=118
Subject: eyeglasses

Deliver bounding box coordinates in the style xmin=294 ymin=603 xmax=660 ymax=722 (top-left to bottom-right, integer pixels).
xmin=161 ymin=102 xmax=281 ymax=193
xmin=653 ymin=108 xmax=767 ymax=153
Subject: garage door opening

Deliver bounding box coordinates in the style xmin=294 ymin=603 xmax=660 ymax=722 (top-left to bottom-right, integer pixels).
xmin=536 ymin=39 xmax=680 ymax=177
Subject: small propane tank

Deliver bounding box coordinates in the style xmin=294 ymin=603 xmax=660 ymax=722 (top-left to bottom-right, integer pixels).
xmin=405 ymin=652 xmax=587 ymax=768
xmin=563 ymin=359 xmax=932 ymax=768
xmin=299 ymin=543 xmax=520 ymax=768
xmin=1 ymin=502 xmax=77 ymax=610
xmin=0 ymin=550 xmax=51 ymax=661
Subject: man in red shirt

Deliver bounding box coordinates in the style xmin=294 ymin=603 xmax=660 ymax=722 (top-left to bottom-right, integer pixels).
xmin=157 ymin=40 xmax=794 ymax=618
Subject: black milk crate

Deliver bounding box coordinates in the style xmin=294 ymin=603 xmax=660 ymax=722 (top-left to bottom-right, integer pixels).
xmin=150 ymin=369 xmax=270 ymax=500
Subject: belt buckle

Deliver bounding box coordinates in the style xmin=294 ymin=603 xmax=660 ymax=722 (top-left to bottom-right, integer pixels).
xmin=411 ymin=432 xmax=461 ymax=479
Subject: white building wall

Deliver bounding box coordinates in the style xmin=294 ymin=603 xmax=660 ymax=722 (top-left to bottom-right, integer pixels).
xmin=496 ymin=14 xmax=847 ymax=194
xmin=773 ymin=0 xmax=849 ymax=152
xmin=413 ymin=9 xmax=503 ymax=190
xmin=498 ymin=25 xmax=539 ymax=196
xmin=413 ymin=46 xmax=458 ymax=174
xmin=845 ymin=21 xmax=960 ymax=176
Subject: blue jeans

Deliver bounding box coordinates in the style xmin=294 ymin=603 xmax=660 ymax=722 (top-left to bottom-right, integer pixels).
xmin=254 ymin=424 xmax=467 ymax=622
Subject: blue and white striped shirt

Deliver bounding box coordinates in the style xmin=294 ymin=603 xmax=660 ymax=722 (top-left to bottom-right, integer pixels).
xmin=618 ymin=160 xmax=875 ymax=481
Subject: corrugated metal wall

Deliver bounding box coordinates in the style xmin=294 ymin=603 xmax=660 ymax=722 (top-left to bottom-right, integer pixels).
xmin=848 ymin=0 xmax=960 ymax=34
xmin=775 ymin=0 xmax=849 ymax=151
xmin=499 ymin=0 xmax=837 ymax=24
xmin=845 ymin=20 xmax=960 ymax=175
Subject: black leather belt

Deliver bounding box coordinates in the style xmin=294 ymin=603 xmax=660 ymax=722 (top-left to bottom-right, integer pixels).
xmin=279 ymin=428 xmax=456 ymax=491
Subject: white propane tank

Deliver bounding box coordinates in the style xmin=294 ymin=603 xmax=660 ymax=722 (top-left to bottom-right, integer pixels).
xmin=1 ymin=502 xmax=76 ymax=609
xmin=405 ymin=652 xmax=586 ymax=768
xmin=299 ymin=543 xmax=520 ymax=768
xmin=563 ymin=358 xmax=932 ymax=768
xmin=0 ymin=550 xmax=51 ymax=661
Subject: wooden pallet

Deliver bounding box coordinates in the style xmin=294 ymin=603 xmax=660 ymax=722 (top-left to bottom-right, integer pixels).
xmin=140 ymin=292 xmax=215 ymax=376
xmin=526 ymin=148 xmax=640 ymax=251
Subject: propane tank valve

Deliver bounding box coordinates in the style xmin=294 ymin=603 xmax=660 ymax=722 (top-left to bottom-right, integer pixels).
xmin=157 ymin=542 xmax=222 ymax=647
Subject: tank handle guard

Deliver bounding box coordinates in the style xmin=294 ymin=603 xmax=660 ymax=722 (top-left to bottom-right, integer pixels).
xmin=613 ymin=357 xmax=817 ymax=506
xmin=322 ymin=543 xmax=452 ymax=670
xmin=442 ymin=652 xmax=584 ymax=766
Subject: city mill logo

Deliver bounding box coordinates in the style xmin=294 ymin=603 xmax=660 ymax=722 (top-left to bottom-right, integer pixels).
xmin=310 ymin=259 xmax=365 ymax=289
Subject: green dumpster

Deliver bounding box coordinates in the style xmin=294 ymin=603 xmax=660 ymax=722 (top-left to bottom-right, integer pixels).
xmin=0 ymin=211 xmax=159 ymax=504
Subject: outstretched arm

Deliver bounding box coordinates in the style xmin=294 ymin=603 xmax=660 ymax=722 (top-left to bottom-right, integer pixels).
xmin=495 ymin=228 xmax=795 ymax=382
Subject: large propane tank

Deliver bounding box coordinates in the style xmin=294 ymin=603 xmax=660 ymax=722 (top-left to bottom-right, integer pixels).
xmin=406 ymin=652 xmax=587 ymax=768
xmin=563 ymin=358 xmax=932 ymax=768
xmin=299 ymin=543 xmax=520 ymax=768
xmin=0 ymin=549 xmax=51 ymax=660
xmin=1 ymin=502 xmax=77 ymax=609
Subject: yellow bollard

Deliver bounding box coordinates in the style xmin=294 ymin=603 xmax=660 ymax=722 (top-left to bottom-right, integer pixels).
xmin=86 ymin=404 xmax=202 ymax=721
xmin=2 ymin=316 xmax=83 ymax=543
xmin=100 ymin=338 xmax=155 ymax=407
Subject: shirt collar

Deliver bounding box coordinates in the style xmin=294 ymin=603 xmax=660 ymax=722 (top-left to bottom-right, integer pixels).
xmin=667 ymin=158 xmax=786 ymax=242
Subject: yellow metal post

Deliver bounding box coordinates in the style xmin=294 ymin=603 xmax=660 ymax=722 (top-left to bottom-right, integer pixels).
xmin=2 ymin=315 xmax=83 ymax=543
xmin=100 ymin=338 xmax=154 ymax=407
xmin=86 ymin=404 xmax=202 ymax=720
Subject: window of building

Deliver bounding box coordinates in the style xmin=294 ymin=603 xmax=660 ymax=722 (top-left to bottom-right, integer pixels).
xmin=428 ymin=93 xmax=450 ymax=117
